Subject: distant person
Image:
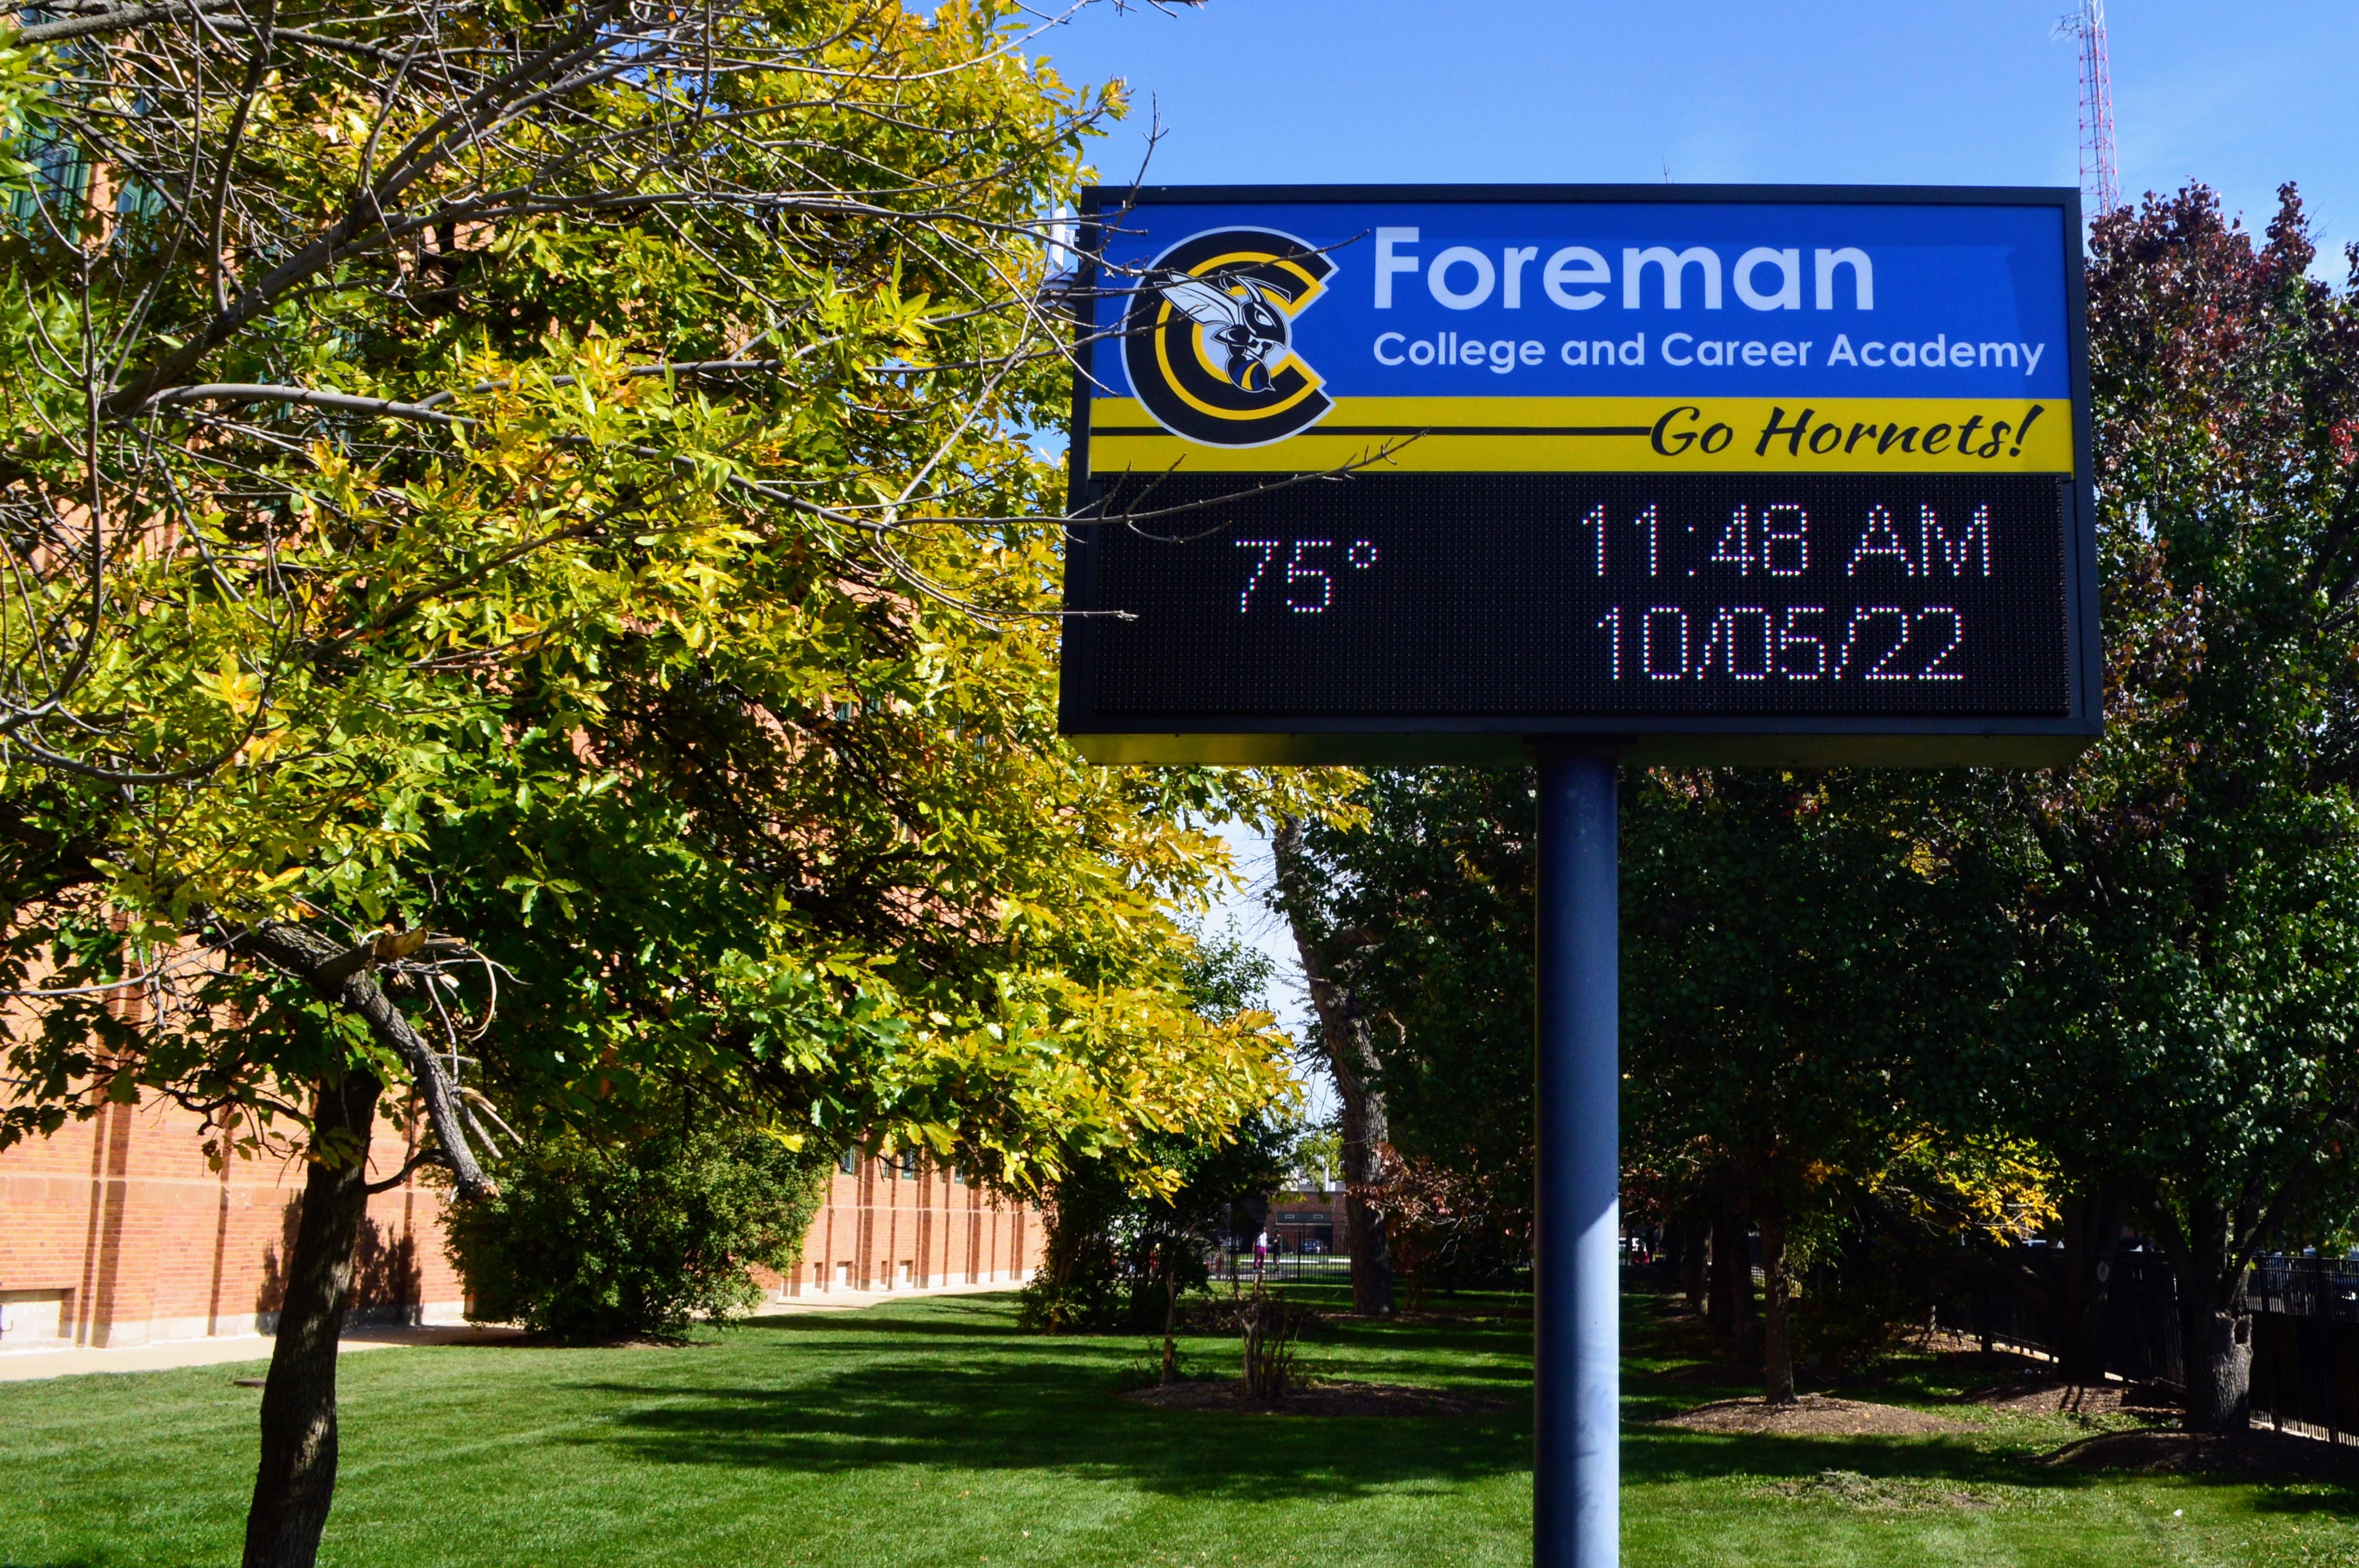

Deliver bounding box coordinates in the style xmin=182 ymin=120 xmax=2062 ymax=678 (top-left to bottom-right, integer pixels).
xmin=1254 ymin=1230 xmax=1269 ymax=1273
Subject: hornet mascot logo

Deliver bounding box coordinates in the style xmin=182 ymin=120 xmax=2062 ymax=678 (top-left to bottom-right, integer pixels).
xmin=1120 ymin=227 xmax=1335 ymax=448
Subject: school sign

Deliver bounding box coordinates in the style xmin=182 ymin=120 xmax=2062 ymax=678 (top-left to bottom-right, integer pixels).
xmin=1058 ymin=184 xmax=2097 ymax=767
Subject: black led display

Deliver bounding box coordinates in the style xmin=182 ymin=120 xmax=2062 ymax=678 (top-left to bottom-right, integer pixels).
xmin=1076 ymin=472 xmax=2070 ymax=720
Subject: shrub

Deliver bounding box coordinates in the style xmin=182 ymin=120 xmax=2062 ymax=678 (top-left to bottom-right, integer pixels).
xmin=447 ymin=1126 xmax=832 ymax=1340
xmin=1238 ymin=1284 xmax=1308 ymax=1402
xmin=1018 ymin=1115 xmax=1294 ymax=1334
xmin=1791 ymin=1268 xmax=1925 ymax=1377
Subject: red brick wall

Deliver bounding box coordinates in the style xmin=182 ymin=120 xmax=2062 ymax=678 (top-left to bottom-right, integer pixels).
xmin=753 ymin=1153 xmax=1041 ymax=1300
xmin=0 ymin=1090 xmax=1041 ymax=1348
xmin=0 ymin=1091 xmax=465 ymax=1347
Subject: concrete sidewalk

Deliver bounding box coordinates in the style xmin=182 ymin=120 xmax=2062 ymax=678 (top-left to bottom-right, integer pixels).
xmin=0 ymin=1324 xmax=524 ymax=1382
xmin=0 ymin=1280 xmax=1018 ymax=1381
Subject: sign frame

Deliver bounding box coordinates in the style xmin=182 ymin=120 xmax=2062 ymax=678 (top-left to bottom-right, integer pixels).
xmin=1058 ymin=182 xmax=2099 ymax=768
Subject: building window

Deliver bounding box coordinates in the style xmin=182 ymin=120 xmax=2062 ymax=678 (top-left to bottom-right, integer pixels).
xmin=838 ymin=1148 xmax=857 ymax=1176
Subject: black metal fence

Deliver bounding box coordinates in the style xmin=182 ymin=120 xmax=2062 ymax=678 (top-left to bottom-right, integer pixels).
xmin=1210 ymin=1248 xmax=1351 ymax=1285
xmin=1944 ymin=1249 xmax=2359 ymax=1436
xmin=2102 ymin=1251 xmax=2186 ymax=1391
xmin=2250 ymin=1257 xmax=2359 ymax=1441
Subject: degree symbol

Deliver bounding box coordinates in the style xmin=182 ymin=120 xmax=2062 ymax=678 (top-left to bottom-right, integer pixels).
xmin=1347 ymin=541 xmax=1379 ymax=570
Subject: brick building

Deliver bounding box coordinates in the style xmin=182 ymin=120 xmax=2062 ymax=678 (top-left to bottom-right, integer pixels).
xmin=0 ymin=1092 xmax=1041 ymax=1351
xmin=1266 ymin=1187 xmax=1348 ymax=1255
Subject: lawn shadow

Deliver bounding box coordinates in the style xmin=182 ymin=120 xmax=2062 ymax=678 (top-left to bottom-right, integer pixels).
xmin=1626 ymin=1424 xmax=2066 ymax=1492
xmin=2248 ymin=1486 xmax=2359 ymax=1517
xmin=752 ymin=1295 xmax=1537 ymax=1380
xmin=562 ymin=1304 xmax=1532 ymax=1502
xmin=1614 ymin=1283 xmax=2359 ymax=1510
xmin=1637 ymin=1416 xmax=2359 ymax=1509
xmin=546 ymin=1286 xmax=2359 ymax=1515
xmin=748 ymin=1298 xmax=1036 ymax=1339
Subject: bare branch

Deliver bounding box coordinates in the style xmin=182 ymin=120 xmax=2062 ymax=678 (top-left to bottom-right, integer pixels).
xmin=16 ymin=1 xmax=237 ymax=46
xmin=235 ymin=920 xmax=495 ymax=1200
xmin=135 ymin=383 xmax=469 ymax=425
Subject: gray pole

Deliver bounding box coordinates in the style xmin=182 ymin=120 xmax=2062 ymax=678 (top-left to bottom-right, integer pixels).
xmin=1534 ymin=751 xmax=1619 ymax=1568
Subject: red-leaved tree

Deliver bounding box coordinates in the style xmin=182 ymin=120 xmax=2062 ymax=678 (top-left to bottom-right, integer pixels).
xmin=1988 ymin=183 xmax=2359 ymax=1431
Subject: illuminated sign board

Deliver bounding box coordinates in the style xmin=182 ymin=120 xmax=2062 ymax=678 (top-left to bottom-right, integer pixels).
xmin=1057 ymin=185 xmax=2098 ymax=766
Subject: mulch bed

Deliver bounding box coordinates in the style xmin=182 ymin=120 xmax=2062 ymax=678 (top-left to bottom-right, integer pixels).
xmin=2040 ymin=1428 xmax=2359 ymax=1483
xmin=1655 ymin=1359 xmax=1778 ymax=1384
xmin=1933 ymin=1345 xmax=2053 ymax=1374
xmin=1972 ymin=1377 xmax=2176 ymax=1416
xmin=1657 ymin=1394 xmax=1968 ymax=1437
xmin=1386 ymin=1306 xmax=1533 ymax=1324
xmin=1122 ymin=1377 xmax=1508 ymax=1418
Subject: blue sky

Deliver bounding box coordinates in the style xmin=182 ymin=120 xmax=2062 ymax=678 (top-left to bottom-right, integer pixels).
xmin=1029 ymin=0 xmax=2359 ymax=270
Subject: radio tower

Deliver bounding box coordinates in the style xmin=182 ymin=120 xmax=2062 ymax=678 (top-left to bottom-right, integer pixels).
xmin=2064 ymin=0 xmax=2120 ymax=215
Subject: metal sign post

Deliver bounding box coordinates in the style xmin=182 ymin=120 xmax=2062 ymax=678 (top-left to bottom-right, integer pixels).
xmin=1534 ymin=752 xmax=1621 ymax=1568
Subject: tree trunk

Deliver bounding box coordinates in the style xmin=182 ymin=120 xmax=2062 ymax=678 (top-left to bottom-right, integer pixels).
xmin=2154 ymin=1193 xmax=2254 ymax=1435
xmin=1333 ymin=1058 xmax=1395 ymax=1317
xmin=1708 ymin=1201 xmax=1756 ymax=1357
xmin=1676 ymin=1221 xmax=1708 ymax=1314
xmin=220 ymin=921 xmax=490 ymax=1565
xmin=243 ymin=1069 xmax=381 ymax=1568
xmin=1706 ymin=1208 xmax=1735 ymax=1338
xmin=1271 ymin=817 xmax=1395 ymax=1317
xmin=1759 ymin=1204 xmax=1795 ymax=1405
xmin=2182 ymin=1304 xmax=2253 ymax=1433
xmin=1160 ymin=1269 xmax=1178 ymax=1385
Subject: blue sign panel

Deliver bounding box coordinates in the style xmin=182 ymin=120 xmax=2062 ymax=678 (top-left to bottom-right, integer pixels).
xmin=1093 ymin=199 xmax=2068 ymax=396
xmin=1060 ymin=185 xmax=2098 ymax=767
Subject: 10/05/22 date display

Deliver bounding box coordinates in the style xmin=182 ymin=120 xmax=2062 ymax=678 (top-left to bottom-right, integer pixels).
xmin=1075 ymin=472 xmax=2070 ymax=719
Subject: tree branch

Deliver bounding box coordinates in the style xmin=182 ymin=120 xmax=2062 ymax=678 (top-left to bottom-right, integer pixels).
xmin=97 ymin=3 xmax=621 ymax=416
xmin=135 ymin=383 xmax=469 ymax=426
xmin=363 ymin=1145 xmax=444 ymax=1193
xmin=236 ymin=919 xmax=494 ymax=1200
xmin=16 ymin=1 xmax=235 ymax=46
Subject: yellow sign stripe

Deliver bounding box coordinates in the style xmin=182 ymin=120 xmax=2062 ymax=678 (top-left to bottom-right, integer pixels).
xmin=1086 ymin=396 xmax=2073 ymax=475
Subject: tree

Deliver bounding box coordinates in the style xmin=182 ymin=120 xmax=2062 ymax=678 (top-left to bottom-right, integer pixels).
xmin=1272 ymin=771 xmax=1539 ymax=1303
xmin=0 ymin=5 xmax=1343 ymax=1562
xmin=1278 ymin=764 xmax=2025 ymax=1398
xmin=1967 ymin=183 xmax=2359 ymax=1432
xmin=1623 ymin=768 xmax=2007 ymax=1403
xmin=1018 ymin=924 xmax=1296 ymax=1338
xmin=1272 ymin=813 xmax=1399 ymax=1314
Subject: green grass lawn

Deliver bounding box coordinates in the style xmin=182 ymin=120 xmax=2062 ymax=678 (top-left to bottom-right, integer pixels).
xmin=2 ymin=1285 xmax=2354 ymax=1567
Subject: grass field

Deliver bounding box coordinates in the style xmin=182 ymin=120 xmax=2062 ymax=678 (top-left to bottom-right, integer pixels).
xmin=2 ymin=1283 xmax=2354 ymax=1567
